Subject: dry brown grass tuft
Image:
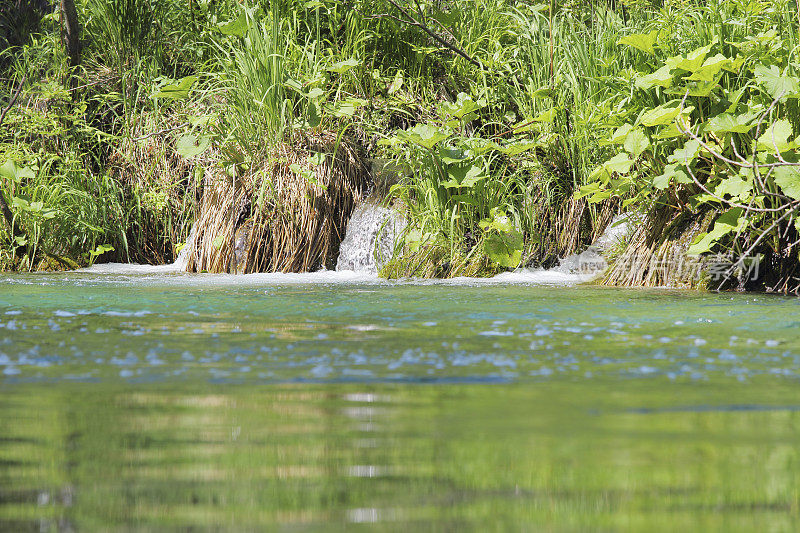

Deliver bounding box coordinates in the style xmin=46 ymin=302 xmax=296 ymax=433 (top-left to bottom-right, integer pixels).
xmin=601 ymin=208 xmax=714 ymax=289
xmin=184 ymin=131 xmax=370 ymax=273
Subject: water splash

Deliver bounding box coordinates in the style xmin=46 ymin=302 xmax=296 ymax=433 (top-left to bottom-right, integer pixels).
xmin=336 ymin=204 xmax=406 ymax=273
xmin=173 ymin=222 xmax=198 ymax=272
xmin=552 ymin=213 xmax=631 ymax=278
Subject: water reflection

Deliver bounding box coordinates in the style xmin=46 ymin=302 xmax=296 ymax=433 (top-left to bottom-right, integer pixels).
xmin=2 ymin=383 xmax=800 ymax=530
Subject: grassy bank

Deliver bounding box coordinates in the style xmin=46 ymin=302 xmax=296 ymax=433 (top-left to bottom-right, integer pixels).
xmin=2 ymin=1 xmax=800 ymax=291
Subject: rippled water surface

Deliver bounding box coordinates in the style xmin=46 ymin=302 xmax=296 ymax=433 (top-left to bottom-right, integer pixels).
xmin=2 ymin=270 xmax=800 ymax=530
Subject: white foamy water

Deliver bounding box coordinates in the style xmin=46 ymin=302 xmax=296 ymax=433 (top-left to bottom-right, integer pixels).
xmin=72 ymin=264 xmax=590 ymax=286
xmin=75 ymin=204 xmax=627 ymax=286
xmin=336 ymin=204 xmax=406 ymax=274
xmin=173 ymin=222 xmax=198 ymax=271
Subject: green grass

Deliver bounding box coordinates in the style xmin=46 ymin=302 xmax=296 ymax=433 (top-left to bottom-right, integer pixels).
xmin=1 ymin=0 xmax=799 ymax=280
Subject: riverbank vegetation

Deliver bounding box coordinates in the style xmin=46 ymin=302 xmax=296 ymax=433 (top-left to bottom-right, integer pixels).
xmin=2 ymin=1 xmax=800 ymax=291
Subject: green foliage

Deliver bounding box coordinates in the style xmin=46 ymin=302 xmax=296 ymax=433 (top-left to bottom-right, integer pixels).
xmin=3 ymin=0 xmax=800 ymax=283
xmin=579 ymin=0 xmax=800 ymax=270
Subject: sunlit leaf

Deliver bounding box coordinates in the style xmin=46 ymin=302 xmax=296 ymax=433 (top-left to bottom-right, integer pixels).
xmin=706 ymin=112 xmax=755 ymax=134
xmin=609 ymin=123 xmax=634 ymax=144
xmin=618 ymin=29 xmax=660 ymax=55
xmin=635 ymin=65 xmax=673 ymax=90
xmin=687 ymin=208 xmax=745 ymax=255
xmin=667 ymin=139 xmax=701 ymax=165
xmin=397 ymin=124 xmax=451 ymax=150
xmin=152 ymin=76 xmax=198 ymax=100
xmin=667 ymin=44 xmax=712 ymax=72
xmin=653 ymin=164 xmax=691 ymax=189
xmin=754 ymin=64 xmax=800 ymax=101
xmin=604 ymin=153 xmax=634 ymax=175
xmin=0 ymin=160 xmax=35 ymax=182
xmin=440 ymin=93 xmax=485 ymax=119
xmin=326 ymin=58 xmax=360 ymax=74
xmin=757 ymin=119 xmax=795 ymax=153
xmin=175 ymin=135 xmax=211 ymax=158
xmin=640 ymin=103 xmax=682 ymax=127
xmin=714 ymin=174 xmax=752 ymax=200
xmin=623 ymin=128 xmax=650 ymax=158
xmin=484 ymin=230 xmax=523 ymax=268
xmin=388 ymin=71 xmax=404 ymax=95
xmin=217 ymin=9 xmax=250 ymax=37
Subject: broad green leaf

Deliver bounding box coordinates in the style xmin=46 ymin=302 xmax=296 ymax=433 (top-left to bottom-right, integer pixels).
xmin=586 ymin=189 xmax=614 ymax=203
xmin=330 ymin=98 xmax=367 ymax=118
xmin=463 ymin=137 xmax=500 ymax=155
xmin=499 ymin=140 xmax=537 ymax=155
xmin=604 ymin=153 xmax=634 ymax=175
xmin=90 ymin=244 xmax=115 ymax=257
xmin=754 ymin=64 xmax=800 ymax=101
xmin=217 ymin=10 xmax=249 ymax=37
xmin=307 ymin=87 xmax=324 ymax=99
xmin=440 ymin=93 xmax=485 ymax=119
xmin=706 ymin=112 xmax=754 ymax=134
xmin=668 ymin=139 xmax=701 ymax=165
xmin=532 ymin=107 xmax=557 ymax=123
xmin=654 ymin=123 xmax=686 ymax=139
xmin=11 ymin=197 xmax=28 ymax=209
xmin=667 ymin=44 xmax=712 ymax=72
xmin=773 ymin=164 xmax=800 ymax=200
xmin=724 ymin=87 xmax=748 ymax=113
xmin=635 ymin=65 xmax=673 ymax=90
xmin=442 ymin=164 xmax=484 ymax=189
xmin=640 ymin=103 xmax=682 ymax=127
xmin=438 ymin=147 xmax=468 ymax=164
xmin=617 ymin=30 xmax=660 ymax=55
xmin=0 ymin=159 xmax=35 ymax=182
xmin=484 ymin=230 xmax=523 ymax=268
xmin=623 ymin=128 xmax=650 ymax=158
xmin=532 ymin=87 xmax=556 ymax=98
xmin=397 ymin=124 xmax=450 ymax=150
xmin=212 ymin=235 xmax=225 ymax=250
xmin=687 ymin=208 xmax=745 ymax=255
xmin=685 ymin=54 xmax=729 ymax=81
xmin=388 ymin=71 xmax=403 ymax=95
xmin=574 ymin=182 xmax=605 ymax=199
xmin=609 ymin=123 xmax=634 ymax=144
xmin=757 ymin=119 xmax=794 ymax=153
xmin=653 ymin=164 xmax=691 ymax=189
xmin=152 ymin=76 xmax=198 ymax=100
xmin=326 ymin=58 xmax=360 ymax=74
xmin=723 ymin=55 xmax=746 ymax=73
xmin=714 ymin=174 xmax=752 ymax=200
xmin=666 ymin=77 xmax=722 ymax=97
xmin=308 ymin=153 xmax=326 ymax=166
xmin=175 ymin=135 xmax=211 ymax=158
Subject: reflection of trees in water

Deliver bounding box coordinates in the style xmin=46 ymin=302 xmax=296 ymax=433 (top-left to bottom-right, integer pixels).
xmin=3 ymin=385 xmax=800 ymax=529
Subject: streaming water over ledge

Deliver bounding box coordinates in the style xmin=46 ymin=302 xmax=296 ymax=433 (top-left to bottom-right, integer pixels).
xmin=2 ymin=272 xmax=800 ymax=529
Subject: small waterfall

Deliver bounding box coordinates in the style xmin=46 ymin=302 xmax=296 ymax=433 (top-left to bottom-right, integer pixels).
xmin=552 ymin=214 xmax=631 ymax=277
xmin=173 ymin=222 xmax=198 ymax=272
xmin=336 ymin=204 xmax=406 ymax=273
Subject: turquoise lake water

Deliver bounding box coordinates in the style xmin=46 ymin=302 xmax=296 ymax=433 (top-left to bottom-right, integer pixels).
xmin=1 ymin=269 xmax=800 ymax=530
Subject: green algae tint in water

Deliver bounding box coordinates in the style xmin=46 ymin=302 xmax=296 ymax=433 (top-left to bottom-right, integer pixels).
xmin=1 ymin=272 xmax=800 ymax=530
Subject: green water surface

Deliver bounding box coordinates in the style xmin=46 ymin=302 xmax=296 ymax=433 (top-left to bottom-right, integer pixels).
xmin=1 ymin=271 xmax=800 ymax=531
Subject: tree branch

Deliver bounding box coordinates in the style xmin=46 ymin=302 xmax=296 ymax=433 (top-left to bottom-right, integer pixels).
xmin=365 ymin=0 xmax=483 ymax=68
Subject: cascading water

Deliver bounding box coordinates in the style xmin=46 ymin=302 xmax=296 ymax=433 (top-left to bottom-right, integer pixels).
xmin=552 ymin=213 xmax=631 ymax=277
xmin=173 ymin=222 xmax=198 ymax=272
xmin=336 ymin=203 xmax=406 ymax=274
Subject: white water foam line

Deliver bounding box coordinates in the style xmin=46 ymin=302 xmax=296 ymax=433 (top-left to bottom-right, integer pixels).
xmin=72 ymin=264 xmax=594 ymax=287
